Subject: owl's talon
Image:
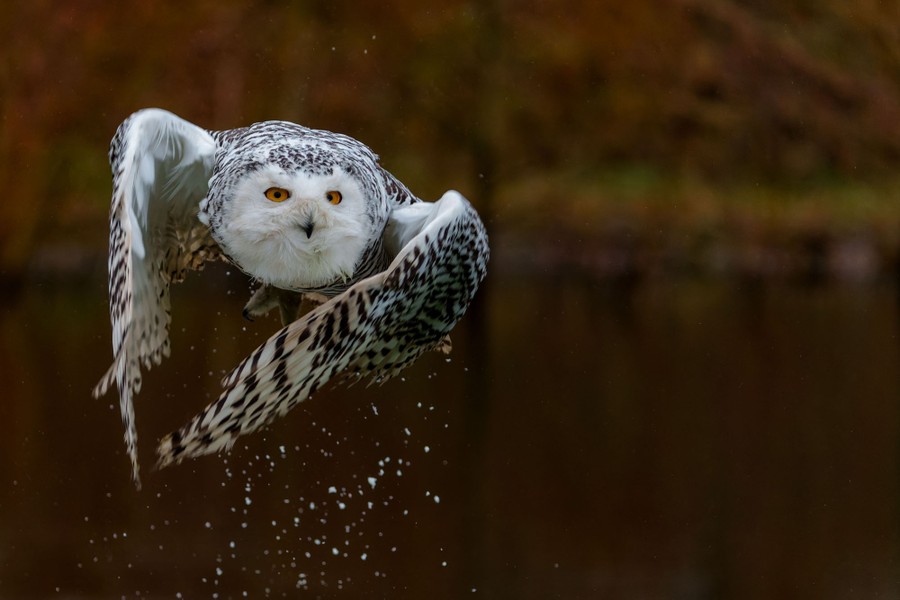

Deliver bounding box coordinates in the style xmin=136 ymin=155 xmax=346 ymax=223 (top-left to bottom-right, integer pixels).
xmin=243 ymin=284 xmax=279 ymax=320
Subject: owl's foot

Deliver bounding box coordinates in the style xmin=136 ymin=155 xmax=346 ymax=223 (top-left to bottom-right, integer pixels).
xmin=243 ymin=285 xmax=323 ymax=326
xmin=242 ymin=284 xmax=278 ymax=321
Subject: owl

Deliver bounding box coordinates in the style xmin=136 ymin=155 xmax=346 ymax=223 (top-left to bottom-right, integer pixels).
xmin=92 ymin=108 xmax=489 ymax=488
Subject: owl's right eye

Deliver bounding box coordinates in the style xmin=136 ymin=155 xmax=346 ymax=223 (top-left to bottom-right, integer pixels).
xmin=264 ymin=187 xmax=291 ymax=202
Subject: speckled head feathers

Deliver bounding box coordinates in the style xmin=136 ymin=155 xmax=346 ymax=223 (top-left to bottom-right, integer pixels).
xmin=200 ymin=121 xmax=393 ymax=292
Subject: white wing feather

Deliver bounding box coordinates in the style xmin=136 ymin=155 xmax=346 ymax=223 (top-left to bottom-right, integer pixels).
xmin=93 ymin=109 xmax=219 ymax=487
xmin=157 ymin=191 xmax=489 ymax=468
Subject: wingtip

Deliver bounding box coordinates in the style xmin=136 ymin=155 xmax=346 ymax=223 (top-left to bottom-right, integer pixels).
xmin=155 ymin=431 xmax=183 ymax=471
xmin=92 ymin=362 xmax=118 ymax=399
xmin=126 ymin=444 xmax=142 ymax=490
xmin=156 ymin=434 xmax=174 ymax=470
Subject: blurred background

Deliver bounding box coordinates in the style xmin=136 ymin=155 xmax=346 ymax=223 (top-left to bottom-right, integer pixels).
xmin=2 ymin=0 xmax=900 ymax=598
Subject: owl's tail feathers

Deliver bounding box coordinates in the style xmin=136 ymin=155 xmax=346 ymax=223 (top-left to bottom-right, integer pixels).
xmin=93 ymin=356 xmax=143 ymax=490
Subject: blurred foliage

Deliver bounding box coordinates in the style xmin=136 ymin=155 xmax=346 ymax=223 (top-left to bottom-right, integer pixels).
xmin=2 ymin=0 xmax=900 ymax=277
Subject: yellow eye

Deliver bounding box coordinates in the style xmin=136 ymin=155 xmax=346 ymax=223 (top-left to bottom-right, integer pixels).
xmin=264 ymin=187 xmax=290 ymax=202
xmin=326 ymin=190 xmax=343 ymax=205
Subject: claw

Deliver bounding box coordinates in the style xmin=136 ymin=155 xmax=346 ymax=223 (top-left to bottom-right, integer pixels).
xmin=243 ymin=284 xmax=279 ymax=320
xmin=244 ymin=284 xmax=305 ymax=325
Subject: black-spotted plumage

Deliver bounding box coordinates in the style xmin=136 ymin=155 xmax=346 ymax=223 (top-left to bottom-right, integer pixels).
xmin=93 ymin=108 xmax=489 ymax=487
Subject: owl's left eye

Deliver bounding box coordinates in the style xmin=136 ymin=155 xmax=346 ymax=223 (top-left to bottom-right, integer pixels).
xmin=264 ymin=187 xmax=290 ymax=202
xmin=326 ymin=191 xmax=343 ymax=205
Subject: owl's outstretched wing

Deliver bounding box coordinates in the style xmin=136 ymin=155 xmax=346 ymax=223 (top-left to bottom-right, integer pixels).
xmin=93 ymin=109 xmax=220 ymax=488
xmin=157 ymin=190 xmax=489 ymax=468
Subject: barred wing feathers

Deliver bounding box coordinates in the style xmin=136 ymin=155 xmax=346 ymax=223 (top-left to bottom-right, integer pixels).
xmin=157 ymin=191 xmax=489 ymax=468
xmin=92 ymin=109 xmax=219 ymax=487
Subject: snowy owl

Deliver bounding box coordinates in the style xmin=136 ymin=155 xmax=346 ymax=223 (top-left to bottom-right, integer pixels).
xmin=92 ymin=108 xmax=489 ymax=487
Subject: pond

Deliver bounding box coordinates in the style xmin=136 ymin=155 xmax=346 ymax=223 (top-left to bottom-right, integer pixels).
xmin=1 ymin=265 xmax=898 ymax=598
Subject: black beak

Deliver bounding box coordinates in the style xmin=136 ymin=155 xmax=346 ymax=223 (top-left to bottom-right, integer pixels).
xmin=301 ymin=221 xmax=315 ymax=239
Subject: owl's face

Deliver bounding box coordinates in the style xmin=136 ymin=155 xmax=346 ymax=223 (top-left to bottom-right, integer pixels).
xmin=213 ymin=163 xmax=373 ymax=290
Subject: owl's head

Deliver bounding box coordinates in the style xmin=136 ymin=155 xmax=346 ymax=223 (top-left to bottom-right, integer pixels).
xmin=204 ymin=143 xmax=385 ymax=291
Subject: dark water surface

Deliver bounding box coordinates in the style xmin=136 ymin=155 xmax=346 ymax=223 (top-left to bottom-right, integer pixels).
xmin=1 ymin=267 xmax=899 ymax=599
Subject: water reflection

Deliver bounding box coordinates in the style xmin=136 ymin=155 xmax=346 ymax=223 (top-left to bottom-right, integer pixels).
xmin=1 ymin=266 xmax=898 ymax=598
